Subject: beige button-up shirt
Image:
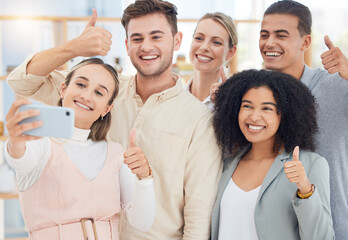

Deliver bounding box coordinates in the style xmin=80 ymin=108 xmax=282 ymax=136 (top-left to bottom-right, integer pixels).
xmin=7 ymin=54 xmax=222 ymax=240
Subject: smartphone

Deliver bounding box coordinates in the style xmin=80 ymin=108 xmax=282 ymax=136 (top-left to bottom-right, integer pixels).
xmin=19 ymin=104 xmax=75 ymax=139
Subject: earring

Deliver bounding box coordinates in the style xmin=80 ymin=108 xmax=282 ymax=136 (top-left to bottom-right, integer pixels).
xmin=101 ymin=115 xmax=104 ymax=121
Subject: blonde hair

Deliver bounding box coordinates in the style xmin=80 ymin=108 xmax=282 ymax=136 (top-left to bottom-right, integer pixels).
xmin=196 ymin=12 xmax=238 ymax=48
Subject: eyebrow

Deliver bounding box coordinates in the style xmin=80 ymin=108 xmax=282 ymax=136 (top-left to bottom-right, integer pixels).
xmin=241 ymin=99 xmax=277 ymax=107
xmin=130 ymin=30 xmax=165 ymax=39
xmin=260 ymin=29 xmax=289 ymax=35
xmin=76 ymin=76 xmax=109 ymax=93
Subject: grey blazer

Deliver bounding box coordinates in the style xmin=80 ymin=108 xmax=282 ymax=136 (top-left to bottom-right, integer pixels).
xmin=211 ymin=147 xmax=334 ymax=240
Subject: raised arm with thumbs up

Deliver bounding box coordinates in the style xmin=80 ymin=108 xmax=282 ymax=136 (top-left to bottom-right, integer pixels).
xmin=320 ymin=35 xmax=348 ymax=81
xmin=284 ymin=146 xmax=312 ymax=195
xmin=26 ymin=9 xmax=112 ymax=76
xmin=123 ymin=128 xmax=152 ymax=180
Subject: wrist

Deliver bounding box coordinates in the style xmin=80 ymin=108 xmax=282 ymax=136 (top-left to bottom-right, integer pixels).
xmin=137 ymin=166 xmax=153 ymax=180
xmin=60 ymin=40 xmax=80 ymax=59
xmin=297 ymin=184 xmax=315 ymax=199
xmin=298 ymin=179 xmax=312 ymax=194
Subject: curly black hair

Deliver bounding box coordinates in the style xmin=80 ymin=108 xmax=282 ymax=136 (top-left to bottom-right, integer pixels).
xmin=213 ymin=69 xmax=318 ymax=155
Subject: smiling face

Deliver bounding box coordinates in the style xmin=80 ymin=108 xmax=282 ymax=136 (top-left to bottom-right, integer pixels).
xmin=189 ymin=18 xmax=235 ymax=73
xmin=238 ymin=86 xmax=281 ymax=147
xmin=259 ymin=14 xmax=310 ymax=77
xmin=125 ymin=12 xmax=182 ymax=79
xmin=60 ymin=64 xmax=115 ymax=129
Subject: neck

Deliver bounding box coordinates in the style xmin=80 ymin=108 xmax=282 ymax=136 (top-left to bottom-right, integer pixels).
xmin=282 ymin=58 xmax=306 ymax=80
xmin=246 ymin=140 xmax=277 ymax=162
xmin=135 ymin=70 xmax=175 ymax=103
xmin=191 ymin=70 xmax=220 ymax=101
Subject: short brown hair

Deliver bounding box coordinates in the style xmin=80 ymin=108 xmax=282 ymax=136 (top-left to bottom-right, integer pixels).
xmin=264 ymin=0 xmax=312 ymax=36
xmin=197 ymin=12 xmax=238 ymax=48
xmin=121 ymin=0 xmax=178 ymax=37
xmin=58 ymin=58 xmax=119 ymax=141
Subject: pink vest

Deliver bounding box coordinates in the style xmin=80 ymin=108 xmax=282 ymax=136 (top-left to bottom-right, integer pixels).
xmin=19 ymin=140 xmax=123 ymax=240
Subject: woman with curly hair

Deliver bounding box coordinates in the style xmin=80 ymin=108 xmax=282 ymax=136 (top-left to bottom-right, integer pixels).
xmin=211 ymin=69 xmax=334 ymax=240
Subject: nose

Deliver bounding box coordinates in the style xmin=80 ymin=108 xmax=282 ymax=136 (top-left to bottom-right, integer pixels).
xmin=249 ymin=110 xmax=261 ymax=122
xmin=199 ymin=40 xmax=210 ymax=52
xmin=264 ymin=36 xmax=276 ymax=48
xmin=81 ymin=89 xmax=93 ymax=101
xmin=140 ymin=37 xmax=154 ymax=52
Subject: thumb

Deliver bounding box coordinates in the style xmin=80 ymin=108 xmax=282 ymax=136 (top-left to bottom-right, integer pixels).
xmin=219 ymin=66 xmax=228 ymax=83
xmin=292 ymin=146 xmax=300 ymax=161
xmin=128 ymin=128 xmax=136 ymax=149
xmin=324 ymin=35 xmax=334 ymax=50
xmin=86 ymin=8 xmax=97 ymax=27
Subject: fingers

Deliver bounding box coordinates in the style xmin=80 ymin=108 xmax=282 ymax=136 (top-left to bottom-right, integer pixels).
xmin=210 ymin=82 xmax=222 ymax=103
xmin=124 ymin=130 xmax=151 ymax=179
xmin=6 ymin=100 xmax=44 ymax=146
xmin=123 ymin=146 xmax=150 ymax=178
xmin=75 ymin=8 xmax=112 ymax=57
xmin=292 ymin=146 xmax=299 ymax=161
xmin=128 ymin=128 xmax=136 ymax=149
xmin=324 ymin=35 xmax=334 ymax=50
xmin=5 ymin=98 xmax=31 ymax=121
xmin=219 ymin=66 xmax=228 ymax=83
xmin=86 ymin=9 xmax=97 ymax=28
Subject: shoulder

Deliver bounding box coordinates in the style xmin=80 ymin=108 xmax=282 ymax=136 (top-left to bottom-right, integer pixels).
xmin=299 ymin=150 xmax=329 ymax=171
xmin=179 ymin=89 xmax=212 ymax=116
xmin=117 ymin=74 xmax=134 ymax=92
xmin=311 ymin=67 xmax=347 ymax=86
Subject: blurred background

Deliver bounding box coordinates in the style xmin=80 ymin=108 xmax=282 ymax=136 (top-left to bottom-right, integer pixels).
xmin=1 ymin=0 xmax=348 ymax=238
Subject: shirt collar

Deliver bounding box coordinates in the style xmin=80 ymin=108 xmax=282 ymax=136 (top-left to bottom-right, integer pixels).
xmin=184 ymin=76 xmax=221 ymax=108
xmin=300 ymin=64 xmax=316 ymax=87
xmin=129 ymin=73 xmax=183 ymax=103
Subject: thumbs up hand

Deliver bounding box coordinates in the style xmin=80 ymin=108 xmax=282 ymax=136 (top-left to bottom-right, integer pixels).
xmin=320 ymin=35 xmax=348 ymax=80
xmin=68 ymin=9 xmax=112 ymax=57
xmin=123 ymin=128 xmax=152 ymax=179
xmin=284 ymin=146 xmax=312 ymax=195
xmin=210 ymin=66 xmax=229 ymax=103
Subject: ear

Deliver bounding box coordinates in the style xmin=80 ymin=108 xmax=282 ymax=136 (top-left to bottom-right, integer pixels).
xmin=225 ymin=45 xmax=237 ymax=62
xmin=173 ymin=31 xmax=183 ymax=51
xmin=102 ymin=103 xmax=114 ymax=117
xmin=301 ymin=34 xmax=311 ymax=51
xmin=60 ymin=82 xmax=67 ymax=98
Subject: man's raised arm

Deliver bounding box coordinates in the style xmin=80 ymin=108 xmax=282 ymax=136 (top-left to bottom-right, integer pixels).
xmin=7 ymin=9 xmax=112 ymax=105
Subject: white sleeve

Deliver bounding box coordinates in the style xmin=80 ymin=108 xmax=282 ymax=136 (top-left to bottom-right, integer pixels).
xmin=119 ymin=163 xmax=156 ymax=232
xmin=4 ymin=138 xmax=51 ymax=191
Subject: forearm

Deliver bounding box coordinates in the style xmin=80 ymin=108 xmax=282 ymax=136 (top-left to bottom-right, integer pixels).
xmin=4 ymin=138 xmax=50 ymax=191
xmin=27 ymin=41 xmax=77 ymax=76
xmin=7 ymin=54 xmax=67 ymax=105
xmin=292 ymin=157 xmax=334 ymax=239
xmin=120 ymin=164 xmax=156 ymax=232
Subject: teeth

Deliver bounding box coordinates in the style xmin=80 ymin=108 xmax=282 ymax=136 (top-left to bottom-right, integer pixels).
xmin=141 ymin=55 xmax=158 ymax=60
xmin=265 ymin=52 xmax=281 ymax=57
xmin=76 ymin=101 xmax=91 ymax=110
xmin=197 ymin=55 xmax=212 ymax=61
xmin=248 ymin=125 xmax=264 ymax=130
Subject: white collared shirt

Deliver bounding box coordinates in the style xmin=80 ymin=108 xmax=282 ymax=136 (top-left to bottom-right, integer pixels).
xmin=184 ymin=77 xmax=221 ymax=111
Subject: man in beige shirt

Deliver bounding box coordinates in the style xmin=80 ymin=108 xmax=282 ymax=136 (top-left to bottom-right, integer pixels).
xmin=7 ymin=0 xmax=222 ymax=239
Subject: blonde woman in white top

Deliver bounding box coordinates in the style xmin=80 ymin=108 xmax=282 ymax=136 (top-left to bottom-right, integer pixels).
xmin=185 ymin=12 xmax=238 ymax=110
